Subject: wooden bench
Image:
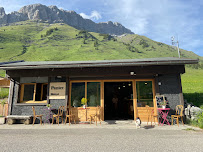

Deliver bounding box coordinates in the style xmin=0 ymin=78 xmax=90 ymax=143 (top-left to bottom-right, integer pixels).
xmin=7 ymin=115 xmax=32 ymax=125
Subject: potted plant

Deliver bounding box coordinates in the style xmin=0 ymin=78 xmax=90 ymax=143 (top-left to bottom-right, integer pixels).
xmin=0 ymin=100 xmax=6 ymax=124
xmin=46 ymin=104 xmax=52 ymax=110
xmin=81 ymin=97 xmax=87 ymax=109
xmin=160 ymin=100 xmax=167 ymax=109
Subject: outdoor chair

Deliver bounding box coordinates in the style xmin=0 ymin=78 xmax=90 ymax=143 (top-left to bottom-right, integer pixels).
xmin=32 ymin=106 xmax=43 ymax=125
xmin=65 ymin=106 xmax=76 ymax=125
xmin=146 ymin=105 xmax=159 ymax=126
xmin=171 ymin=105 xmax=184 ymax=127
xmin=52 ymin=106 xmax=64 ymax=125
xmin=89 ymin=106 xmax=101 ymax=126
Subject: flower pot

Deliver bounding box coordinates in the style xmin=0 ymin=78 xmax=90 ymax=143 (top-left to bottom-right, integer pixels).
xmin=162 ymin=105 xmax=166 ymax=109
xmin=0 ymin=117 xmax=5 ymax=124
xmin=83 ymin=105 xmax=86 ymax=109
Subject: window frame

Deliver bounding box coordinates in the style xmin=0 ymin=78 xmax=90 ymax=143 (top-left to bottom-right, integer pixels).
xmin=19 ymin=83 xmax=48 ymax=103
xmin=69 ymin=80 xmax=102 ymax=107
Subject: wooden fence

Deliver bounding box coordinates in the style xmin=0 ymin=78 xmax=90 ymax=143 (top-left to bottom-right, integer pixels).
xmin=0 ymin=103 xmax=8 ymax=117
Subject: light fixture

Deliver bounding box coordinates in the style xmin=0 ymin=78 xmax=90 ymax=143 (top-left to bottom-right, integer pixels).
xmin=57 ymin=76 xmax=62 ymax=79
xmin=118 ymin=87 xmax=121 ymax=89
xmin=130 ymin=72 xmax=136 ymax=76
xmin=123 ymin=85 xmax=125 ymax=88
xmin=128 ymin=83 xmax=131 ymax=86
xmin=145 ymin=82 xmax=148 ymax=85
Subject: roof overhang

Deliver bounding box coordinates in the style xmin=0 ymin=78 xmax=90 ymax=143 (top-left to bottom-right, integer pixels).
xmin=0 ymin=57 xmax=199 ymax=70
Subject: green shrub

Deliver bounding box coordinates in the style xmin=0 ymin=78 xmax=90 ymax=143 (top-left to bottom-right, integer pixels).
xmin=139 ymin=39 xmax=149 ymax=48
xmin=44 ymin=27 xmax=58 ymax=37
xmin=197 ymin=112 xmax=203 ymax=129
xmin=0 ymin=88 xmax=9 ymax=99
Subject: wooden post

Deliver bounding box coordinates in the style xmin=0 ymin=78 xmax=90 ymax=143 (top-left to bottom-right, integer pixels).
xmin=132 ymin=80 xmax=137 ymax=120
xmin=152 ymin=79 xmax=158 ymax=122
xmin=101 ymin=81 xmax=104 ymax=121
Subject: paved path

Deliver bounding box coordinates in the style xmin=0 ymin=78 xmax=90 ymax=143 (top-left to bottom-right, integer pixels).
xmin=0 ymin=123 xmax=202 ymax=152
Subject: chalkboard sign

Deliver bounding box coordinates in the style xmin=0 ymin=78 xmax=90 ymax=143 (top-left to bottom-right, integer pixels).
xmin=155 ymin=95 xmax=166 ymax=108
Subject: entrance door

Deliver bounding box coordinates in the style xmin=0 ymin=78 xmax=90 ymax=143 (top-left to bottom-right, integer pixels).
xmin=104 ymin=82 xmax=133 ymax=120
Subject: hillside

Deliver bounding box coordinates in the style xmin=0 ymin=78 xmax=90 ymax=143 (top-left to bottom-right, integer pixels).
xmin=0 ymin=20 xmax=202 ymax=62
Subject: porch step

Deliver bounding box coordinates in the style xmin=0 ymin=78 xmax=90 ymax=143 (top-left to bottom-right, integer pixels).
xmin=102 ymin=120 xmax=135 ymax=125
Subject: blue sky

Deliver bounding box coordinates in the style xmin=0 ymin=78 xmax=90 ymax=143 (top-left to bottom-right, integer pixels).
xmin=0 ymin=0 xmax=202 ymax=56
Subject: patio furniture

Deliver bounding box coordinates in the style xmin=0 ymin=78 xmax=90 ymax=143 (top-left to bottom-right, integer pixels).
xmin=43 ymin=107 xmax=54 ymax=124
xmin=7 ymin=115 xmax=32 ymax=125
xmin=171 ymin=105 xmax=184 ymax=127
xmin=32 ymin=106 xmax=43 ymax=125
xmin=146 ymin=105 xmax=159 ymax=126
xmin=65 ymin=107 xmax=76 ymax=125
xmin=158 ymin=108 xmax=170 ymax=125
xmin=89 ymin=106 xmax=101 ymax=126
xmin=52 ymin=106 xmax=64 ymax=125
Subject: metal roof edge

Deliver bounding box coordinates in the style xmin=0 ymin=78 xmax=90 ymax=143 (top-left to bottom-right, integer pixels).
xmin=0 ymin=58 xmax=199 ymax=70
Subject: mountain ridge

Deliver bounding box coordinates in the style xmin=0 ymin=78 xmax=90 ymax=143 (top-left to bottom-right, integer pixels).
xmin=0 ymin=4 xmax=133 ymax=35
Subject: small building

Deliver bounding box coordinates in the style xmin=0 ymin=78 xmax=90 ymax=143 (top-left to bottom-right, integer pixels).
xmin=0 ymin=57 xmax=198 ymax=122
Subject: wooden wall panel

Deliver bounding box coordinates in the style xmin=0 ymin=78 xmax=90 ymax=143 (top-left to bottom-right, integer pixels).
xmin=0 ymin=103 xmax=8 ymax=117
xmin=71 ymin=107 xmax=101 ymax=122
xmin=137 ymin=107 xmax=158 ymax=122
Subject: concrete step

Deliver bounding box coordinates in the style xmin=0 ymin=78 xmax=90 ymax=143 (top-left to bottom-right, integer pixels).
xmin=102 ymin=120 xmax=135 ymax=125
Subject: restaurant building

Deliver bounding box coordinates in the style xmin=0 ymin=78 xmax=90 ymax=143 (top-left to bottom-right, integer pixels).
xmin=0 ymin=57 xmax=198 ymax=123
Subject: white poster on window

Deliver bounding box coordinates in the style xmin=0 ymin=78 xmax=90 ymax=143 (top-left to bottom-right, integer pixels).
xmin=49 ymin=82 xmax=66 ymax=99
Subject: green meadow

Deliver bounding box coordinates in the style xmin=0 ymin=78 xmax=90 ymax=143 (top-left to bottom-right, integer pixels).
xmin=181 ymin=68 xmax=203 ymax=107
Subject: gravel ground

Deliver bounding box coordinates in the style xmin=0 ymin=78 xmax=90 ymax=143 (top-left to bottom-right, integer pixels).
xmin=0 ymin=124 xmax=203 ymax=152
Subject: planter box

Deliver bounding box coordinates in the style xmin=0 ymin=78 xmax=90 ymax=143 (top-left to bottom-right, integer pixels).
xmin=0 ymin=117 xmax=5 ymax=124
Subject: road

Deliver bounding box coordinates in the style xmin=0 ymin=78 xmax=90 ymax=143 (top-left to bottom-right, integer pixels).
xmin=0 ymin=128 xmax=203 ymax=152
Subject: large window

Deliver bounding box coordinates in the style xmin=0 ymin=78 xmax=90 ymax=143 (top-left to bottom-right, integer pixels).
xmin=19 ymin=83 xmax=48 ymax=103
xmin=71 ymin=82 xmax=101 ymax=107
xmin=136 ymin=81 xmax=153 ymax=107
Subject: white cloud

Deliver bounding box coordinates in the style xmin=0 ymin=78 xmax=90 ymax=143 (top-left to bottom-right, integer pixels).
xmin=102 ymin=0 xmax=203 ymax=56
xmin=80 ymin=10 xmax=102 ymax=20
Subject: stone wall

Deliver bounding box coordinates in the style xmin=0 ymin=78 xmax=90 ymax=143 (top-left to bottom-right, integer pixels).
xmin=157 ymin=74 xmax=182 ymax=112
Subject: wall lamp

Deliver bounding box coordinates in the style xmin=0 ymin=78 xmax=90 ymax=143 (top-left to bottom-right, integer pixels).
xmin=130 ymin=72 xmax=136 ymax=76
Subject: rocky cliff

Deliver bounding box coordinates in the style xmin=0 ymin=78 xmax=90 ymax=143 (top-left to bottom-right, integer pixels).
xmin=0 ymin=4 xmax=133 ymax=35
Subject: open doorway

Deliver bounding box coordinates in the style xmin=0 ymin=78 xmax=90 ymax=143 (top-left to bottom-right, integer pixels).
xmin=104 ymin=82 xmax=134 ymax=120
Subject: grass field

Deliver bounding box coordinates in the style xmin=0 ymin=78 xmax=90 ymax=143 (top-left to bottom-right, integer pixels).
xmin=181 ymin=68 xmax=203 ymax=107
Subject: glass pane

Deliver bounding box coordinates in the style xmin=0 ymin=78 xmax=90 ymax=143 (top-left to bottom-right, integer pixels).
xmin=87 ymin=82 xmax=101 ymax=107
xmin=71 ymin=82 xmax=85 ymax=107
xmin=136 ymin=81 xmax=153 ymax=107
xmin=23 ymin=85 xmax=34 ymax=101
xmin=42 ymin=84 xmax=48 ymax=100
xmin=35 ymin=84 xmax=42 ymax=101
xmin=35 ymin=83 xmax=47 ymax=101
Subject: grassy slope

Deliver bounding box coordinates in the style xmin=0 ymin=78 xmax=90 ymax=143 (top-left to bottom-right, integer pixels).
xmin=0 ymin=20 xmax=202 ymax=106
xmin=0 ymin=20 xmax=202 ymax=62
xmin=181 ymin=68 xmax=203 ymax=106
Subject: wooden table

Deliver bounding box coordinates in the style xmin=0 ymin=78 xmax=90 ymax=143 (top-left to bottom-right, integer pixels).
xmin=158 ymin=108 xmax=170 ymax=125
